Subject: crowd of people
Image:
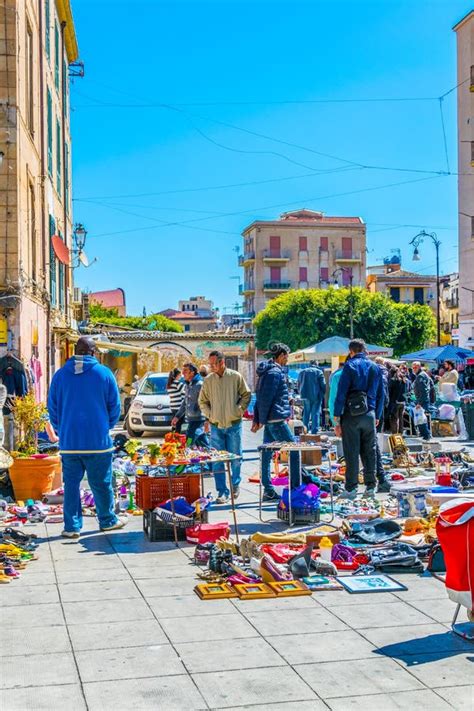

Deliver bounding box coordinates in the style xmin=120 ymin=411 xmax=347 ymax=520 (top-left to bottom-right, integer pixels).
xmin=46 ymin=335 xmax=468 ymax=539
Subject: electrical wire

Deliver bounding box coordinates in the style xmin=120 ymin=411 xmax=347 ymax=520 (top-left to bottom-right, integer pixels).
xmin=438 ymin=97 xmax=450 ymax=174
xmin=90 ymin=174 xmax=445 ymax=240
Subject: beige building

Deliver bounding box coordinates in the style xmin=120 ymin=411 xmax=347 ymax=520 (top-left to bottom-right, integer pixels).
xmin=366 ymin=262 xmax=438 ymax=308
xmin=159 ymin=296 xmax=218 ymax=333
xmin=0 ymin=0 xmax=79 ymax=399
xmin=440 ymin=272 xmax=460 ymax=343
xmin=240 ymin=209 xmax=367 ymax=315
xmin=453 ymin=11 xmax=474 ymax=348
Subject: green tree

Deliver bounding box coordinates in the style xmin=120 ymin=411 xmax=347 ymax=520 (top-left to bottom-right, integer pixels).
xmin=254 ymin=287 xmax=435 ymax=355
xmin=89 ymin=303 xmax=183 ymax=333
xmin=392 ymin=302 xmax=436 ymax=356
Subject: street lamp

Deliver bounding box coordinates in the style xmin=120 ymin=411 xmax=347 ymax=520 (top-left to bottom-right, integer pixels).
xmin=410 ymin=230 xmax=442 ymax=346
xmin=332 ymin=267 xmax=354 ymax=339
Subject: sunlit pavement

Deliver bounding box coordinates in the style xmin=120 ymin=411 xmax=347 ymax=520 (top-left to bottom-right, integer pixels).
xmin=1 ymin=422 xmax=473 ymax=710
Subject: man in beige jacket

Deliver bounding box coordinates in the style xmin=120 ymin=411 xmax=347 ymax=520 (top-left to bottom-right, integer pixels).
xmin=199 ymin=350 xmax=251 ymax=503
xmin=438 ymin=359 xmax=459 ymax=386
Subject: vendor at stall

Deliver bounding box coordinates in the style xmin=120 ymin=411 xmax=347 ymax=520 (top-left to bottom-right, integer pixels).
xmin=437 ymin=360 xmax=459 ymax=387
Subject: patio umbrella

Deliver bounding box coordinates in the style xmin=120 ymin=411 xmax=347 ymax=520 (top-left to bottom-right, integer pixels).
xmin=288 ymin=336 xmax=393 ymax=364
xmin=399 ymin=344 xmax=473 ymax=364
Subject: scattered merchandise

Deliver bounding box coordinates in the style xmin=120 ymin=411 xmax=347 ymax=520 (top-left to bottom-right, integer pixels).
xmin=336 ymin=574 xmax=408 ymax=594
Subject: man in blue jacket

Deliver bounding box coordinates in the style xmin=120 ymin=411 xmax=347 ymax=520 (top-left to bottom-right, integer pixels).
xmin=333 ymin=339 xmax=384 ymax=499
xmin=252 ymin=343 xmax=300 ymax=500
xmin=48 ymin=337 xmax=125 ymax=539
xmin=297 ymin=360 xmax=326 ymax=434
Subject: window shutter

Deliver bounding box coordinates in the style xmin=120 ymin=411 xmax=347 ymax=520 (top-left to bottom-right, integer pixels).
xmin=49 ymin=216 xmax=57 ymax=305
xmin=47 ymin=90 xmax=53 ymax=176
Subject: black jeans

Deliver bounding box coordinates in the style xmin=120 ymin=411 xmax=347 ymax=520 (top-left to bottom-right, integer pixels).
xmin=375 ymin=417 xmax=385 ymax=483
xmin=341 ymin=411 xmax=377 ymax=491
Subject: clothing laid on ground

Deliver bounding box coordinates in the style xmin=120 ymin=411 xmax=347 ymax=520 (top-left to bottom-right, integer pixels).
xmin=253 ymin=360 xmax=291 ymax=425
xmin=48 ymin=356 xmax=121 ymax=454
xmin=211 ymin=421 xmax=242 ymax=496
xmin=199 ymin=368 xmax=251 ymax=429
xmin=61 ymin=452 xmax=117 ymax=532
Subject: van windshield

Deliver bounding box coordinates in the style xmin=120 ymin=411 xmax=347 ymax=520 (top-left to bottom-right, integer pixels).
xmin=140 ymin=376 xmax=167 ymax=395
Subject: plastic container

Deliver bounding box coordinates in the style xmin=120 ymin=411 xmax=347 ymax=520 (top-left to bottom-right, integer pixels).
xmin=185 ymin=521 xmax=230 ymax=544
xmin=136 ymin=474 xmax=200 ymax=510
xmin=319 ymin=536 xmax=334 ymax=562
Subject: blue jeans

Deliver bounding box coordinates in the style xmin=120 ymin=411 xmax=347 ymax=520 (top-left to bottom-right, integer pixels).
xmin=61 ymin=452 xmax=118 ymax=532
xmin=186 ymin=420 xmax=210 ymax=448
xmin=302 ymin=398 xmax=322 ymax=434
xmin=211 ymin=421 xmax=242 ymax=496
xmin=261 ymin=421 xmax=300 ymax=492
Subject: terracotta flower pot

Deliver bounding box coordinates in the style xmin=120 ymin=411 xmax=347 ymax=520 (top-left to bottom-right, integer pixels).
xmin=9 ymin=456 xmax=60 ymax=502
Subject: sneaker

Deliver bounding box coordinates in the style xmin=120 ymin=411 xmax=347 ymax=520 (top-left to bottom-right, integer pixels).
xmin=215 ymin=494 xmax=229 ymax=504
xmin=61 ymin=530 xmax=80 ymax=539
xmin=262 ymin=489 xmax=279 ymax=501
xmin=100 ymin=517 xmax=128 ymax=532
xmin=338 ymin=489 xmax=357 ymax=501
xmin=377 ymin=480 xmax=391 ymax=494
xmin=232 ymin=487 xmax=240 ymax=500
xmin=364 ymin=487 xmax=376 ymax=498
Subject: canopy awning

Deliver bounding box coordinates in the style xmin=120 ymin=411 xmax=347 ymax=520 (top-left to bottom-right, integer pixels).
xmin=67 ymin=335 xmax=161 ymax=356
xmin=288 ymin=336 xmax=393 ymax=364
xmin=399 ymin=344 xmax=473 ymax=364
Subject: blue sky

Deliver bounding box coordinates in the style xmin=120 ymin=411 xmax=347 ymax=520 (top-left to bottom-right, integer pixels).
xmin=70 ymin=0 xmax=471 ymax=316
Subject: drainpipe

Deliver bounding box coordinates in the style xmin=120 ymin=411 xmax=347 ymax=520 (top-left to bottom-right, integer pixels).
xmin=38 ymin=0 xmax=51 ymax=386
xmin=60 ymin=21 xmax=68 ymax=321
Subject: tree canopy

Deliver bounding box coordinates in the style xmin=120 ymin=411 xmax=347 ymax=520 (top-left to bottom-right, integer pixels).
xmin=253 ymin=287 xmax=436 ymax=356
xmin=88 ymin=303 xmax=183 ymax=334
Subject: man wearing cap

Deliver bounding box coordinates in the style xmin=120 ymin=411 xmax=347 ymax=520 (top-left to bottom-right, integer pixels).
xmin=48 ymin=337 xmax=126 ymax=539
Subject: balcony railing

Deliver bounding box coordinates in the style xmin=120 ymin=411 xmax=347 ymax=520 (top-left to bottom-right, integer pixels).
xmin=239 ymin=283 xmax=255 ymax=294
xmin=444 ymin=297 xmax=459 ymax=308
xmin=262 ymin=250 xmax=291 ymax=261
xmin=263 ymin=281 xmax=292 ymax=290
xmin=335 ymin=250 xmax=362 ymax=262
xmin=239 ymin=251 xmax=255 ymax=267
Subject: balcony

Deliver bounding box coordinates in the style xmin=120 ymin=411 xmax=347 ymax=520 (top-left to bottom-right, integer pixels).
xmin=239 ymin=283 xmax=255 ymax=295
xmin=262 ymin=250 xmax=291 ymax=263
xmin=444 ymin=297 xmax=459 ymax=308
xmin=335 ymin=250 xmax=362 ymax=263
xmin=239 ymin=251 xmax=255 ymax=267
xmin=263 ymin=281 xmax=292 ymax=292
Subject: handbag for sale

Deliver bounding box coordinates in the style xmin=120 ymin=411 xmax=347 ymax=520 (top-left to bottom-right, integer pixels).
xmin=346 ymin=391 xmax=368 ymax=417
xmin=427 ymin=543 xmax=446 ymax=574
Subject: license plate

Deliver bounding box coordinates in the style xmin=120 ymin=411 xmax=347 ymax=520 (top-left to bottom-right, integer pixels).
xmin=150 ymin=415 xmax=166 ymax=422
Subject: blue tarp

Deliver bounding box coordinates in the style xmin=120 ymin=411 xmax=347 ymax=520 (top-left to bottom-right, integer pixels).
xmin=399 ymin=344 xmax=473 ymax=364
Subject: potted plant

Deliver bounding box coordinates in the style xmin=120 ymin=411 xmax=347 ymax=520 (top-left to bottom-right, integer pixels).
xmin=148 ymin=443 xmax=161 ymax=465
xmin=125 ymin=438 xmax=141 ymax=462
xmin=8 ymin=393 xmax=59 ymax=501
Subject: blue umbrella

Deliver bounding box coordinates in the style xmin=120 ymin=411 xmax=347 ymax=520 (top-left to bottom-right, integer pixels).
xmin=399 ymin=344 xmax=473 ymax=364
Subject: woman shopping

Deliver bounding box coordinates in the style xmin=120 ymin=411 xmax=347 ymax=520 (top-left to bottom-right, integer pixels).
xmin=167 ymin=368 xmax=185 ymax=433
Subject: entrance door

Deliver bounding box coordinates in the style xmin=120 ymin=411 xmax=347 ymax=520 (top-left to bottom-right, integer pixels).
xmin=270 ymin=235 xmax=280 ymax=258
xmin=341 ymin=237 xmax=352 ymax=259
xmin=270 ymin=266 xmax=281 ymax=284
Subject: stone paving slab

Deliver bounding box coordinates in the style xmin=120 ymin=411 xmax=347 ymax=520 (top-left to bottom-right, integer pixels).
xmin=1 ymin=427 xmax=472 ymax=710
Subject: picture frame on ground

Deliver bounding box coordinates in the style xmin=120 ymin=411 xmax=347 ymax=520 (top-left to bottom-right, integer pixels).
xmin=336 ymin=574 xmax=408 ymax=594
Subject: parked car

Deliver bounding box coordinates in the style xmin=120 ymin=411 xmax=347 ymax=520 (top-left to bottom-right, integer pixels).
xmin=126 ymin=372 xmax=173 ymax=436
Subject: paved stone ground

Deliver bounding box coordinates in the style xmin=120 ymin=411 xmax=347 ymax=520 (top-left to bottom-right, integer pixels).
xmin=1 ymin=424 xmax=473 ymax=710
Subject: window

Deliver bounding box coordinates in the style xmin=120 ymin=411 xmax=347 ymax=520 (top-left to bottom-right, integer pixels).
xmin=45 ymin=0 xmax=50 ymax=62
xmin=25 ymin=21 xmax=34 ymax=134
xmin=299 ymin=267 xmax=308 ymax=282
xmin=56 ymin=118 xmax=61 ymax=195
xmin=342 ymin=267 xmax=352 ymax=286
xmin=28 ymin=181 xmax=36 ymax=281
xmin=299 ymin=235 xmax=307 ymax=252
xmin=54 ymin=22 xmax=60 ymax=90
xmin=269 ymin=235 xmax=280 ymax=257
xmin=270 ymin=266 xmax=281 ymax=282
xmin=320 ymin=236 xmax=328 ymax=251
xmin=471 ymin=141 xmax=474 ymax=164
xmin=414 ymin=287 xmax=424 ymax=305
xmin=320 ymin=267 xmax=329 ymax=282
xmin=49 ymin=215 xmax=57 ymax=306
xmin=342 ymin=237 xmax=352 ymax=259
xmin=390 ymin=286 xmax=400 ymax=303
xmin=47 ymin=89 xmax=53 ymax=176
xmin=58 ymin=263 xmax=65 ymax=310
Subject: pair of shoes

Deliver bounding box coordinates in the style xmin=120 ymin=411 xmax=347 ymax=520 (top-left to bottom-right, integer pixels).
xmin=262 ymin=489 xmax=279 ymax=501
xmin=232 ymin=487 xmax=240 ymax=500
xmin=100 ymin=516 xmax=128 ymax=532
xmin=364 ymin=488 xmax=376 ymax=498
xmin=215 ymin=494 xmax=229 ymax=504
xmin=61 ymin=530 xmax=80 ymax=539
xmin=377 ymin=480 xmax=391 ymax=494
xmin=338 ymin=489 xmax=358 ymax=501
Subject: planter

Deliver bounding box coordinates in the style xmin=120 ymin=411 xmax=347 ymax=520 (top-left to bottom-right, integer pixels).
xmin=9 ymin=455 xmax=60 ymax=502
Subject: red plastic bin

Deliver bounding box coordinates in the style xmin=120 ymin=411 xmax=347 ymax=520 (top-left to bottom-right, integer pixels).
xmin=136 ymin=474 xmax=201 ymax=510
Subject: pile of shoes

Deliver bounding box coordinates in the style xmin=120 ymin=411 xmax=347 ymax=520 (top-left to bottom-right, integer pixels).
xmin=0 ymin=528 xmax=39 ymax=583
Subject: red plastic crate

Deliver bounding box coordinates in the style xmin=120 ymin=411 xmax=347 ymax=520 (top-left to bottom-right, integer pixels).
xmin=136 ymin=474 xmax=201 ymax=510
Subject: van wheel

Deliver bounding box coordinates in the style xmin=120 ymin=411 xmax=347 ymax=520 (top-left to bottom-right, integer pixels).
xmin=126 ymin=421 xmax=144 ymax=438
